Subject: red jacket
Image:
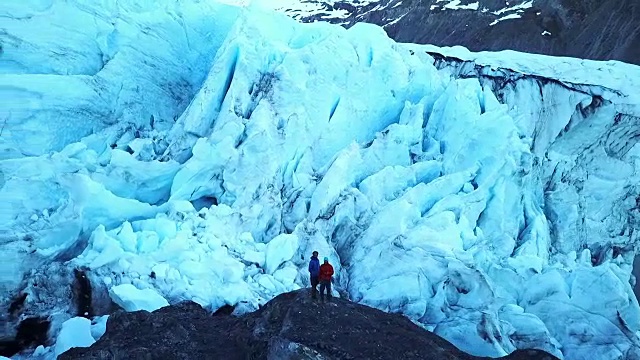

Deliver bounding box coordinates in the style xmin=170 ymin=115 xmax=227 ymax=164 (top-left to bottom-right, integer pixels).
xmin=319 ymin=263 xmax=334 ymax=282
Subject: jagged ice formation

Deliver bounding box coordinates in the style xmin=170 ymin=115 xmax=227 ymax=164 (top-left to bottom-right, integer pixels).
xmin=1 ymin=1 xmax=640 ymax=359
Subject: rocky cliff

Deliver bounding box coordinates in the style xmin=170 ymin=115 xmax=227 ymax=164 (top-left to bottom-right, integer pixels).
xmin=276 ymin=0 xmax=640 ymax=64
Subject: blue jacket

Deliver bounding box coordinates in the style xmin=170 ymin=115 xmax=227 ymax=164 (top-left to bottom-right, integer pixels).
xmin=308 ymin=256 xmax=320 ymax=277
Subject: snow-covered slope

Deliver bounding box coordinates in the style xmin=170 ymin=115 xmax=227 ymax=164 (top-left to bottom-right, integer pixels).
xmin=2 ymin=1 xmax=640 ymax=359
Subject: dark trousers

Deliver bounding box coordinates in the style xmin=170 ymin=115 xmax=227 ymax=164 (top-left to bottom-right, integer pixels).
xmin=319 ymin=280 xmax=332 ymax=301
xmin=310 ymin=275 xmax=319 ymax=298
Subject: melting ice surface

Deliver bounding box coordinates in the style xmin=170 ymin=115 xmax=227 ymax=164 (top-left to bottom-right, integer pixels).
xmin=2 ymin=0 xmax=640 ymax=359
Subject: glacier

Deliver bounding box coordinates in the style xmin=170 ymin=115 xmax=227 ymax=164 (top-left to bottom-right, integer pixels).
xmin=2 ymin=1 xmax=640 ymax=359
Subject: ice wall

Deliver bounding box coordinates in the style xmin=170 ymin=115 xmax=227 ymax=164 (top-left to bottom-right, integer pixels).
xmin=0 ymin=0 xmax=240 ymax=157
xmin=424 ymin=47 xmax=640 ymax=265
xmin=2 ymin=2 xmax=640 ymax=359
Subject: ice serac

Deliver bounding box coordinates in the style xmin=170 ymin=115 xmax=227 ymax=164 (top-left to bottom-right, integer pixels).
xmin=0 ymin=0 xmax=238 ymax=293
xmin=2 ymin=2 xmax=640 ymax=360
xmin=108 ymin=284 xmax=169 ymax=312
xmin=53 ymin=317 xmax=95 ymax=357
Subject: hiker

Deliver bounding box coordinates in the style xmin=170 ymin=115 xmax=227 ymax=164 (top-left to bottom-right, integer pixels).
xmin=319 ymin=257 xmax=334 ymax=302
xmin=308 ymin=251 xmax=320 ymax=299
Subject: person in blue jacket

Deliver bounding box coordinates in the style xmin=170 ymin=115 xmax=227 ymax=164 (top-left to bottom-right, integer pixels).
xmin=308 ymin=251 xmax=320 ymax=299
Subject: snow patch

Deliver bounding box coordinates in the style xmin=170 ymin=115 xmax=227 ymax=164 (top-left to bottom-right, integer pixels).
xmin=492 ymin=0 xmax=533 ymax=15
xmin=490 ymin=13 xmax=521 ymax=26
xmin=251 ymin=0 xmax=379 ymax=20
xmin=442 ymin=0 xmax=480 ymax=10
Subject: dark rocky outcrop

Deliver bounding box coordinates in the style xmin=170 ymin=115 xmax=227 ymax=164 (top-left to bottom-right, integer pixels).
xmin=0 ymin=265 xmax=115 ymax=358
xmin=297 ymin=0 xmax=640 ymax=64
xmin=73 ymin=268 xmax=94 ymax=319
xmin=61 ymin=290 xmax=558 ymax=360
xmin=0 ymin=317 xmax=50 ymax=358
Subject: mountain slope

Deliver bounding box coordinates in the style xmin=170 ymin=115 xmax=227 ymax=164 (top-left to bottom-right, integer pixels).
xmin=60 ymin=290 xmax=558 ymax=360
xmin=1 ymin=1 xmax=640 ymax=360
xmin=261 ymin=0 xmax=640 ymax=64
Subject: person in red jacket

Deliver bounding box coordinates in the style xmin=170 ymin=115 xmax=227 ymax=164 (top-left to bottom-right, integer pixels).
xmin=318 ymin=257 xmax=334 ymax=302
